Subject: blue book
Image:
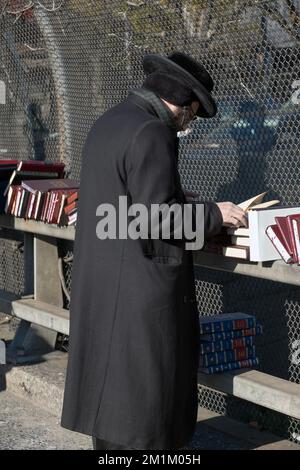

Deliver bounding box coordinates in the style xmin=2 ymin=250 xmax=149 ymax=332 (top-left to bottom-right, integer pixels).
xmin=199 ymin=357 xmax=259 ymax=374
xmin=200 ymin=336 xmax=254 ymax=354
xmin=200 ymin=324 xmax=263 ymax=342
xmin=199 ymin=346 xmax=256 ymax=367
xmin=199 ymin=312 xmax=256 ymax=335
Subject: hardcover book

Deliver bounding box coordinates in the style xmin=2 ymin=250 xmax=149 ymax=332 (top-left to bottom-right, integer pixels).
xmin=199 ymin=346 xmax=256 ymax=367
xmin=200 ymin=336 xmax=254 ymax=354
xmin=199 ymin=357 xmax=259 ymax=374
xmin=199 ymin=313 xmax=256 ymax=335
xmin=200 ymin=324 xmax=263 ymax=342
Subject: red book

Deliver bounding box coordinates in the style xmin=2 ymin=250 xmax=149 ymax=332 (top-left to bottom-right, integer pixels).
xmin=275 ymin=216 xmax=295 ymax=261
xmin=291 ymin=218 xmax=300 ymax=265
xmin=66 ymin=190 xmax=79 ymax=205
xmin=265 ymin=224 xmax=293 ymax=263
xmin=64 ymin=200 xmax=78 ymax=215
xmin=17 ymin=160 xmax=65 ymax=176
xmin=0 ymin=159 xmax=20 ymax=166
xmin=286 ymin=214 xmax=300 ymax=262
xmin=25 ymin=193 xmax=34 ymax=219
xmin=46 ymin=189 xmax=70 ymax=224
xmin=4 ymin=161 xmax=66 ymax=196
xmin=234 ymin=347 xmax=249 ymax=361
xmin=52 ymin=189 xmax=77 ymax=224
xmin=22 ymin=179 xmax=79 ymax=194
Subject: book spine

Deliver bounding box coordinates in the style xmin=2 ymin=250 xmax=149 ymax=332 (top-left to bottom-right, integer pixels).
xmin=287 ymin=216 xmax=298 ymax=263
xmin=292 ymin=219 xmax=300 ymax=265
xmin=200 ymin=357 xmax=259 ymax=374
xmin=199 ymin=346 xmax=256 ymax=367
xmin=200 ymin=336 xmax=254 ymax=354
xmin=265 ymin=225 xmax=293 ymax=263
xmin=18 ymin=189 xmax=25 ymax=217
xmin=200 ymin=324 xmax=263 ymax=342
xmin=5 ymin=186 xmax=13 ymax=214
xmin=200 ymin=317 xmax=256 ymax=334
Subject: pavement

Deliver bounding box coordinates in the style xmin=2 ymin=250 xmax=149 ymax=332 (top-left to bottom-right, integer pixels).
xmin=0 ymin=314 xmax=299 ymax=450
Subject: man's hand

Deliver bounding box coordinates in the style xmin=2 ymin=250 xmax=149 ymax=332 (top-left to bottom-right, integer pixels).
xmin=216 ymin=202 xmax=248 ymax=228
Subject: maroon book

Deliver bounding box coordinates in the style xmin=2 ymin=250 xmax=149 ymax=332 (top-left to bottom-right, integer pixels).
xmin=275 ymin=216 xmax=295 ymax=261
xmin=22 ymin=179 xmax=79 ymax=194
xmin=286 ymin=214 xmax=300 ymax=262
xmin=265 ymin=224 xmax=293 ymax=264
xmin=291 ymin=217 xmax=300 ymax=265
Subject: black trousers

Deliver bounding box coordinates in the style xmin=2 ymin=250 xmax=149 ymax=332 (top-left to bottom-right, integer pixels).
xmin=92 ymin=437 xmax=137 ymax=450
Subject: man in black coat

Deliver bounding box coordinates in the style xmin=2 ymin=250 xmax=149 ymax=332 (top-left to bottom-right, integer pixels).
xmin=60 ymin=52 xmax=247 ymax=450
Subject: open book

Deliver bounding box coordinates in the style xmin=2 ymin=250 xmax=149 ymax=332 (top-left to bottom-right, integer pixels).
xmin=237 ymin=191 xmax=280 ymax=212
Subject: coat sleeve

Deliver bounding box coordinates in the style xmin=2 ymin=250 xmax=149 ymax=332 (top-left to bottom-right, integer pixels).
xmin=126 ymin=119 xmax=223 ymax=241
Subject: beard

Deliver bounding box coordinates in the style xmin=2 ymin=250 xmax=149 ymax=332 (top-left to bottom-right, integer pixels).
xmin=173 ymin=106 xmax=195 ymax=132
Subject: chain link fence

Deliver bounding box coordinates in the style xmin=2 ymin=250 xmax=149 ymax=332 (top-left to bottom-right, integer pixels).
xmin=0 ymin=0 xmax=300 ymax=443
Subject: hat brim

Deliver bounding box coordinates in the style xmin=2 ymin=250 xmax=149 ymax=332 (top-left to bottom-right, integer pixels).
xmin=143 ymin=54 xmax=217 ymax=118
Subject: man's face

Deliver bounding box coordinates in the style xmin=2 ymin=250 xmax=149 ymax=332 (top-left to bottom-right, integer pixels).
xmin=173 ymin=101 xmax=200 ymax=131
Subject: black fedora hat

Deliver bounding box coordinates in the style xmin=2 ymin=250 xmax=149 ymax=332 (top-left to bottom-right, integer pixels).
xmin=142 ymin=52 xmax=217 ymax=118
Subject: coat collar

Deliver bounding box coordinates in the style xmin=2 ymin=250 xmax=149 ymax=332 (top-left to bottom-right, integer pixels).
xmin=126 ymin=88 xmax=179 ymax=134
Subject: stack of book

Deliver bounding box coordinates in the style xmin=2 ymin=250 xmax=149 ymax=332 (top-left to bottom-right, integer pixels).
xmin=265 ymin=214 xmax=300 ymax=264
xmin=203 ymin=191 xmax=280 ymax=260
xmin=5 ymin=178 xmax=79 ymax=225
xmin=58 ymin=189 xmax=79 ymax=227
xmin=199 ymin=312 xmax=262 ymax=374
xmin=0 ymin=159 xmax=65 ymax=211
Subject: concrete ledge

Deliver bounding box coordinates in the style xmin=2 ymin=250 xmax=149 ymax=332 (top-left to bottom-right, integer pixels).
xmin=0 ymin=214 xmax=75 ymax=241
xmin=12 ymin=299 xmax=69 ymax=335
xmin=197 ymin=407 xmax=299 ymax=450
xmin=194 ymin=251 xmax=300 ymax=286
xmin=198 ymin=369 xmax=300 ymax=420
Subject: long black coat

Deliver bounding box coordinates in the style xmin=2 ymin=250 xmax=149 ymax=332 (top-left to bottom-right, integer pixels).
xmin=61 ymin=91 xmax=223 ymax=450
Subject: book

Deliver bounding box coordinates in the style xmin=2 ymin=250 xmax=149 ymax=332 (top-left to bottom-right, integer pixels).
xmin=227 ymin=227 xmax=250 ymax=236
xmin=199 ymin=346 xmax=256 ymax=367
xmin=200 ymin=336 xmax=254 ymax=354
xmin=248 ymin=206 xmax=300 ymax=261
xmin=64 ymin=200 xmax=78 ymax=215
xmin=230 ymin=235 xmax=250 ymax=246
xmin=200 ymin=324 xmax=263 ymax=342
xmin=222 ymin=245 xmax=249 ymax=260
xmin=265 ymin=224 xmax=293 ymax=264
xmin=203 ymin=242 xmax=249 ymax=260
xmin=66 ymin=190 xmax=79 ymax=205
xmin=292 ymin=218 xmax=300 ymax=265
xmin=3 ymin=160 xmax=65 ymax=196
xmin=199 ymin=313 xmax=256 ymax=335
xmin=68 ymin=211 xmax=77 ymax=226
xmin=286 ymin=214 xmax=300 ymax=263
xmin=22 ymin=179 xmax=79 ymax=193
xmin=0 ymin=159 xmax=20 ymax=165
xmin=199 ymin=357 xmax=259 ymax=374
xmin=237 ymin=191 xmax=280 ymax=212
xmin=275 ymin=216 xmax=295 ymax=261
